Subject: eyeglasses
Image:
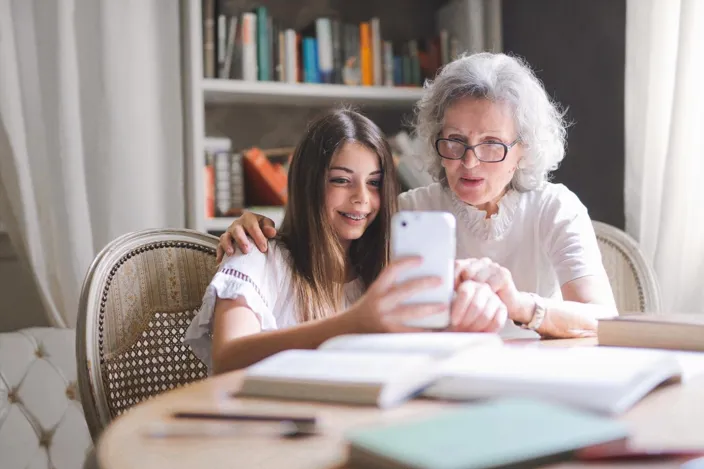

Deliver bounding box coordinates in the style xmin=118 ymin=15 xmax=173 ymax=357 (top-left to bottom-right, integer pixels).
xmin=435 ymin=137 xmax=521 ymax=163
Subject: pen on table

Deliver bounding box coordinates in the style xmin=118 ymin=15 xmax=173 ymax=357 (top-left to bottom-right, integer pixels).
xmin=143 ymin=411 xmax=319 ymax=439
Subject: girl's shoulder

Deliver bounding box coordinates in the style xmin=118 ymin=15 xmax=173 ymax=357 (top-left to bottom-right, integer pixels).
xmin=218 ymin=239 xmax=290 ymax=273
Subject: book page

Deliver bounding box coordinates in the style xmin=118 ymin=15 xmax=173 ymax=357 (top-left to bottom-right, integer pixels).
xmin=437 ymin=346 xmax=673 ymax=386
xmin=245 ymin=349 xmax=434 ymax=384
xmin=319 ymin=333 xmax=502 ymax=357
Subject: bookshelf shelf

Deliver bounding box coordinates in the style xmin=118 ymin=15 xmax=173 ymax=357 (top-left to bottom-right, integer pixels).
xmin=202 ymin=79 xmax=424 ymax=108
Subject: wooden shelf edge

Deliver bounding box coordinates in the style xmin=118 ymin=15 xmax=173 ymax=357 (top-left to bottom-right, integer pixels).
xmin=202 ymin=79 xmax=423 ymax=108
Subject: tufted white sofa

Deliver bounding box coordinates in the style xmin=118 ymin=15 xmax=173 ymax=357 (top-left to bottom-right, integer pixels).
xmin=0 ymin=328 xmax=92 ymax=469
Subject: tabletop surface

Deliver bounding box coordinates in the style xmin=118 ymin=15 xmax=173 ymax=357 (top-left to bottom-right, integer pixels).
xmin=96 ymin=338 xmax=704 ymax=469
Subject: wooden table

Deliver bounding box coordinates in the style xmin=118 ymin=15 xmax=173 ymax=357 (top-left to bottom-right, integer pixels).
xmin=97 ymin=338 xmax=704 ymax=469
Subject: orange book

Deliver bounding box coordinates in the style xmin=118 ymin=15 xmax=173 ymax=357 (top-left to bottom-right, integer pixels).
xmin=360 ymin=22 xmax=373 ymax=86
xmin=243 ymin=147 xmax=288 ymax=206
xmin=204 ymin=163 xmax=215 ymax=218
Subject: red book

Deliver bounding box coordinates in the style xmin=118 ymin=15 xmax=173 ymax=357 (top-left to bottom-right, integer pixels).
xmin=243 ymin=147 xmax=287 ymax=206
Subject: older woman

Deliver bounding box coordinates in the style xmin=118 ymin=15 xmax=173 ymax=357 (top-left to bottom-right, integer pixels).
xmin=218 ymin=52 xmax=617 ymax=338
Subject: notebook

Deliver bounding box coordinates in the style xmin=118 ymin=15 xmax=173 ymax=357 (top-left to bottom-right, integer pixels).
xmin=598 ymin=314 xmax=704 ymax=351
xmin=346 ymin=398 xmax=630 ymax=469
xmin=236 ymin=333 xmax=502 ymax=408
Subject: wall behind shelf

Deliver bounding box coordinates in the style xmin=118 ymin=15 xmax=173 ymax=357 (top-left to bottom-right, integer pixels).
xmin=503 ymin=0 xmax=626 ymax=229
xmin=205 ymin=104 xmax=414 ymax=152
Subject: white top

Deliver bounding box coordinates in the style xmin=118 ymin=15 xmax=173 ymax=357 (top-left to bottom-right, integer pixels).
xmin=399 ymin=182 xmax=608 ymax=339
xmin=184 ymin=241 xmax=364 ymax=372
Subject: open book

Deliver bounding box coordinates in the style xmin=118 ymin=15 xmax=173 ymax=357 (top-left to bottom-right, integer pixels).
xmin=423 ymin=345 xmax=682 ymax=415
xmin=236 ymin=333 xmax=684 ymax=414
xmin=236 ymin=333 xmax=502 ymax=408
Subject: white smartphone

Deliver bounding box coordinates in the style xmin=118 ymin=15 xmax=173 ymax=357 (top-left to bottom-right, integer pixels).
xmin=390 ymin=211 xmax=456 ymax=329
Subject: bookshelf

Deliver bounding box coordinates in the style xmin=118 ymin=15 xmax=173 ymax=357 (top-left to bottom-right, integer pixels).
xmin=202 ymin=79 xmax=424 ymax=107
xmin=181 ymin=0 xmax=500 ymax=235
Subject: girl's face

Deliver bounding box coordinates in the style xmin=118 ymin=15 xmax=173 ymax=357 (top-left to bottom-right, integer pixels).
xmin=325 ymin=142 xmax=382 ymax=250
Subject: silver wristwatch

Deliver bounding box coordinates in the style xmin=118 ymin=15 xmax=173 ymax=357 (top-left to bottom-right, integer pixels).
xmin=522 ymin=292 xmax=547 ymax=331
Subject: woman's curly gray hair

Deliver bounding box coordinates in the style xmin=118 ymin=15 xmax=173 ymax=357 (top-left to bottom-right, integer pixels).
xmin=414 ymin=52 xmax=568 ymax=192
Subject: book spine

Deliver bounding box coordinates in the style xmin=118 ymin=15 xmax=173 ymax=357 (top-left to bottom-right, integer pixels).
xmin=383 ymin=41 xmax=393 ymax=87
xmin=241 ymin=13 xmax=257 ymax=81
xmin=393 ymin=56 xmax=403 ymax=85
xmin=360 ymin=22 xmax=372 ymax=86
xmin=204 ymin=153 xmax=215 ymax=218
xmin=371 ymin=17 xmax=382 ymax=86
xmin=221 ymin=16 xmax=238 ymax=79
xmin=214 ymin=151 xmax=231 ymax=216
xmin=217 ymin=12 xmax=227 ymax=77
xmin=256 ymin=6 xmax=270 ymax=81
xmin=284 ymin=29 xmax=298 ymax=83
xmin=230 ymin=152 xmax=245 ymax=210
xmin=331 ymin=19 xmax=342 ymax=84
xmin=303 ymin=38 xmax=317 ymax=83
xmin=202 ymin=0 xmax=215 ymax=78
xmin=277 ymin=30 xmax=286 ymax=82
xmin=316 ymin=18 xmax=333 ymax=84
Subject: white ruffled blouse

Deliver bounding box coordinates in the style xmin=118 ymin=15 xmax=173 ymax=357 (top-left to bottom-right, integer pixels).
xmin=184 ymin=241 xmax=364 ymax=372
xmin=399 ymin=182 xmax=609 ymax=339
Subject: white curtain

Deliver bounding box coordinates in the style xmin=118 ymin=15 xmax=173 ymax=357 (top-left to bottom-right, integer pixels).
xmin=625 ymin=0 xmax=704 ymax=313
xmin=0 ymin=0 xmax=184 ymax=328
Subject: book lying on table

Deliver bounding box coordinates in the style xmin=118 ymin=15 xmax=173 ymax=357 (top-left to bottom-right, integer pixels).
xmin=236 ymin=333 xmax=502 ymax=408
xmin=422 ymin=345 xmax=682 ymax=415
xmin=236 ymin=333 xmax=684 ymax=413
xmin=598 ymin=313 xmax=704 ymax=351
xmin=345 ymin=398 xmax=629 ymax=469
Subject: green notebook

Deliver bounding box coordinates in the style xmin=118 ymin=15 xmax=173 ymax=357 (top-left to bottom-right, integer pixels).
xmin=346 ymin=398 xmax=629 ymax=469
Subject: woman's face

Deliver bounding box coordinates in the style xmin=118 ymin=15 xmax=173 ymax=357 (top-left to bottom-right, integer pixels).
xmin=325 ymin=142 xmax=382 ymax=250
xmin=439 ymin=97 xmax=522 ymax=213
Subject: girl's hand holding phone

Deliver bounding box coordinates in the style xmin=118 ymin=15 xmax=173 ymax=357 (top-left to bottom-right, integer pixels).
xmin=343 ymin=257 xmax=449 ymax=333
xmin=343 ymin=256 xmax=508 ymax=334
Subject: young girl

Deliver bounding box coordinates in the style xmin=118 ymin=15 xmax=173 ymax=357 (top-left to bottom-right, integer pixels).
xmin=185 ymin=109 xmax=506 ymax=374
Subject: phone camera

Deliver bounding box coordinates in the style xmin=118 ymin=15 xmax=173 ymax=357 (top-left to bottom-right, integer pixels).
xmin=401 ymin=221 xmax=407 ymax=227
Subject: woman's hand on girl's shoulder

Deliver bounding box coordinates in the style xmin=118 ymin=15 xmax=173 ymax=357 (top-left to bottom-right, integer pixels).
xmin=217 ymin=211 xmax=278 ymax=262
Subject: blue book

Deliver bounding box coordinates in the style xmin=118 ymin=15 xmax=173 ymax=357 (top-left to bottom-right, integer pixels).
xmin=255 ymin=6 xmax=269 ymax=81
xmin=346 ymin=398 xmax=629 ymax=469
xmin=393 ymin=56 xmax=403 ymax=85
xmin=303 ymin=38 xmax=319 ymax=83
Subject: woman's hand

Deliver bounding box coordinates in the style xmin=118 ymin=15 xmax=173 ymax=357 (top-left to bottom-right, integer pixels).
xmin=343 ymin=257 xmax=450 ymax=333
xmin=449 ymin=279 xmax=508 ymax=332
xmin=454 ymin=258 xmax=533 ymax=324
xmin=217 ymin=211 xmax=277 ymax=262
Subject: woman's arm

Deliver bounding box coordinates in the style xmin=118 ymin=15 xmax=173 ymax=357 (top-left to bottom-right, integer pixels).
xmin=511 ymin=275 xmax=617 ymax=338
xmin=455 ymin=259 xmax=617 ymax=339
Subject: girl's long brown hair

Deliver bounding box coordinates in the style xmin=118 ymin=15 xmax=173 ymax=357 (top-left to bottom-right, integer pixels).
xmin=277 ymin=109 xmax=399 ymax=322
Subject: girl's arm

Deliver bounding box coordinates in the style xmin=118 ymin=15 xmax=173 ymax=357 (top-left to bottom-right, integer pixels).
xmin=211 ymin=257 xmax=485 ymax=374
xmin=211 ymin=297 xmax=357 ymax=374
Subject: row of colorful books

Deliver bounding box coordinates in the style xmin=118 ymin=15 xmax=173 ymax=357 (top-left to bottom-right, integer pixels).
xmin=202 ymin=3 xmax=460 ymax=87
